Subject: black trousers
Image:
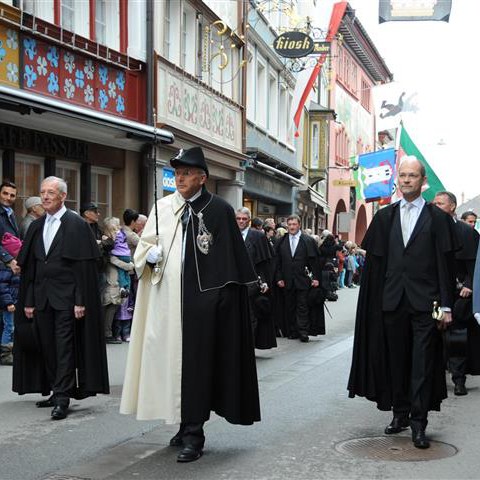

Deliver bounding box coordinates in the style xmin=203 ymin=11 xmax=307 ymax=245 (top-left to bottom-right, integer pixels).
xmin=176 ymin=422 xmax=205 ymax=448
xmin=36 ymin=304 xmax=76 ymax=407
xmin=383 ymin=296 xmax=437 ymax=429
xmin=284 ymin=288 xmax=309 ymax=336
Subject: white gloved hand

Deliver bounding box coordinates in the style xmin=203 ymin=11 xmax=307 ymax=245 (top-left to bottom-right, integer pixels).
xmin=146 ymin=245 xmax=162 ymax=264
xmin=475 ymin=313 xmax=480 ymax=326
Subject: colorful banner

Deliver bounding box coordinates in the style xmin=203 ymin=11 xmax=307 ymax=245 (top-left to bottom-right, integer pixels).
xmin=0 ymin=25 xmax=20 ymax=88
xmin=397 ymin=125 xmax=445 ymax=202
xmin=354 ymin=148 xmax=396 ymax=201
xmin=379 ymin=0 xmax=452 ymax=23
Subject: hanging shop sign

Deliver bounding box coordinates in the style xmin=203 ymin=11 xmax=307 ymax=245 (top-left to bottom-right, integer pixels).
xmin=273 ymin=31 xmax=314 ymax=58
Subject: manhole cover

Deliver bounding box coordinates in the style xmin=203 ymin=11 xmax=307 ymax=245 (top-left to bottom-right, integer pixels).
xmin=335 ymin=436 xmax=457 ymax=462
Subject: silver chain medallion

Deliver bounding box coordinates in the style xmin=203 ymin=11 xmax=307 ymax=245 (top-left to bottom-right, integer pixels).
xmin=196 ymin=211 xmax=212 ymax=255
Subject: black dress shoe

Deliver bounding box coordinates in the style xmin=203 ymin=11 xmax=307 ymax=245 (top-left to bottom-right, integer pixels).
xmin=36 ymin=396 xmax=54 ymax=408
xmin=299 ymin=334 xmax=309 ymax=343
xmin=177 ymin=445 xmax=203 ymax=463
xmin=169 ymin=432 xmax=184 ymax=447
xmin=412 ymin=429 xmax=430 ymax=449
xmin=454 ymin=382 xmax=468 ymax=396
xmin=384 ymin=416 xmax=409 ymax=434
xmin=51 ymin=405 xmax=68 ymax=420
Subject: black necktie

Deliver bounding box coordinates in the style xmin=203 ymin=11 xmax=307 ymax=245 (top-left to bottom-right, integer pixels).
xmin=181 ymin=202 xmax=190 ymax=235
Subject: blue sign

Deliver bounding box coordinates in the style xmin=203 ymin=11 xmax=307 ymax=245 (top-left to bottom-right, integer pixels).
xmin=357 ymin=148 xmax=396 ymax=201
xmin=163 ymin=168 xmax=176 ymax=192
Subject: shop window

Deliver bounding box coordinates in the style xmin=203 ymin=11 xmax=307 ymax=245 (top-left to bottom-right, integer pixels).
xmin=56 ymin=162 xmax=80 ymax=213
xmin=14 ymin=155 xmax=44 ymax=218
xmin=91 ymin=167 xmax=112 ymax=217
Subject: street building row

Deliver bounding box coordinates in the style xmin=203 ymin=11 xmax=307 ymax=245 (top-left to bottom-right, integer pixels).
xmin=0 ymin=0 xmax=392 ymax=244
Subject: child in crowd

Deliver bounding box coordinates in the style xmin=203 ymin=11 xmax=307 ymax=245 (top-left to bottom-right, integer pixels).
xmin=103 ymin=217 xmax=131 ymax=298
xmin=113 ymin=294 xmax=134 ymax=342
xmin=0 ymin=233 xmax=22 ymax=365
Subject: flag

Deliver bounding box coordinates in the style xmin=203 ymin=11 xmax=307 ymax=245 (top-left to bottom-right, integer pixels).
xmin=379 ymin=0 xmax=452 ymax=23
xmin=355 ymin=148 xmax=396 ymax=201
xmin=397 ymin=125 xmax=445 ymax=202
xmin=372 ymin=82 xmax=419 ymax=133
xmin=291 ymin=1 xmax=347 ymax=137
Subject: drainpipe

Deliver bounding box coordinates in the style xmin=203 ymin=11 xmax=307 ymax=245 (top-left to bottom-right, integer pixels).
xmin=142 ymin=0 xmax=155 ymax=213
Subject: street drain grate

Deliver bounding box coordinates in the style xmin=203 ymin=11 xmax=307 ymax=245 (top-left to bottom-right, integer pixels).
xmin=335 ymin=436 xmax=457 ymax=462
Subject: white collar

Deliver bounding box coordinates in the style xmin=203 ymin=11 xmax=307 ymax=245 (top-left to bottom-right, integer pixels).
xmin=46 ymin=205 xmax=67 ymax=222
xmin=400 ymin=196 xmax=425 ymax=210
xmin=183 ymin=188 xmax=203 ymax=203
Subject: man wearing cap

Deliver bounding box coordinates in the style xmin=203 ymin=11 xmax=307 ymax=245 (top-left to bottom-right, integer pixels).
xmin=20 ymin=196 xmax=44 ymax=239
xmin=120 ymin=146 xmax=260 ymax=463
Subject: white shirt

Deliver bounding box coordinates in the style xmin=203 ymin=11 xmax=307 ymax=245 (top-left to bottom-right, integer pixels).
xmin=43 ymin=205 xmax=67 ymax=253
xmin=241 ymin=227 xmax=249 ymax=242
xmin=400 ymin=196 xmax=425 ymax=243
xmin=289 ymin=230 xmax=301 ymax=255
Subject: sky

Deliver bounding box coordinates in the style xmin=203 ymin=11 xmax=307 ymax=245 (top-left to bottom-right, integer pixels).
xmin=339 ymin=0 xmax=479 ymax=205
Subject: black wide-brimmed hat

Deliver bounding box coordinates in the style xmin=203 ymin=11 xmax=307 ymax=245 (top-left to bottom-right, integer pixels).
xmin=170 ymin=147 xmax=209 ymax=177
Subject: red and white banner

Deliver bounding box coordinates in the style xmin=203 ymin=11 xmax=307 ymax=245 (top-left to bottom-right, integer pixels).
xmin=291 ymin=1 xmax=347 ymax=137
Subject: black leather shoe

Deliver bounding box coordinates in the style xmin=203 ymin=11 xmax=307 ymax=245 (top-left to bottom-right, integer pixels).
xmin=51 ymin=405 xmax=68 ymax=420
xmin=412 ymin=429 xmax=430 ymax=449
xmin=177 ymin=445 xmax=203 ymax=463
xmin=454 ymin=382 xmax=468 ymax=396
xmin=169 ymin=432 xmax=184 ymax=447
xmin=299 ymin=334 xmax=309 ymax=343
xmin=384 ymin=416 xmax=409 ymax=434
xmin=36 ymin=396 xmax=54 ymax=408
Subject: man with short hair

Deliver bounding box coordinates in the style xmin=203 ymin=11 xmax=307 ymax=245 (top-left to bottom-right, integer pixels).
xmin=461 ymin=211 xmax=478 ymax=228
xmin=348 ymin=157 xmax=457 ymax=449
xmin=19 ymin=196 xmax=44 ymax=239
xmin=134 ymin=214 xmax=147 ymax=236
xmin=433 ymin=191 xmax=480 ymax=395
xmin=13 ymin=176 xmax=109 ymax=420
xmin=275 ymin=214 xmax=320 ymax=342
xmin=120 ymin=147 xmax=260 ymax=463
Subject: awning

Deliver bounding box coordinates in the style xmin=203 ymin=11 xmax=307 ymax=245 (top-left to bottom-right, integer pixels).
xmin=0 ymin=85 xmax=174 ymax=147
xmin=298 ymin=185 xmax=331 ymax=214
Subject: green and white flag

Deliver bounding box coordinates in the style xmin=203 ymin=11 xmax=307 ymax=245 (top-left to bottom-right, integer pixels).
xmin=397 ymin=125 xmax=445 ymax=202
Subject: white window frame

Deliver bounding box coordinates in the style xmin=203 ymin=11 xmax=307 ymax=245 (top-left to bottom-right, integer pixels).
xmin=56 ymin=160 xmax=81 ymax=212
xmin=13 ymin=154 xmax=44 ymax=217
xmin=91 ymin=166 xmax=113 ymax=218
xmin=279 ymin=84 xmax=287 ymax=142
xmin=268 ymin=70 xmax=278 ymax=136
xmin=105 ymin=0 xmax=120 ymax=51
xmin=95 ymin=0 xmax=107 ymax=45
xmin=128 ymin=0 xmax=146 ymax=60
xmin=256 ymin=54 xmax=267 ymax=128
xmin=22 ymin=0 xmax=55 ymax=23
xmin=311 ymin=122 xmax=320 ymax=169
xmin=246 ymin=46 xmax=255 ymax=122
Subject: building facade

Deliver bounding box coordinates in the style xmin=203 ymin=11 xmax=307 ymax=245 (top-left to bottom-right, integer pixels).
xmin=0 ymin=0 xmax=173 ymax=220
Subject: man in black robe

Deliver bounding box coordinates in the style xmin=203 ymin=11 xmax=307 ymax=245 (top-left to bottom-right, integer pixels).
xmin=13 ymin=176 xmax=109 ymax=420
xmin=433 ymin=191 xmax=480 ymax=395
xmin=122 ymin=147 xmax=260 ymax=463
xmin=236 ymin=207 xmax=276 ymax=349
xmin=348 ymin=157 xmax=457 ymax=449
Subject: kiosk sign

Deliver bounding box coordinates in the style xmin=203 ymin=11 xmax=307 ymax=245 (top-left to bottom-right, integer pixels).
xmin=273 ymin=31 xmax=314 ymax=58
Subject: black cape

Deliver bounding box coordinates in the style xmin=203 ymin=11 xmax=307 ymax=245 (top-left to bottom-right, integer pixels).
xmin=181 ymin=189 xmax=260 ymax=425
xmin=347 ymin=202 xmax=458 ymax=411
xmin=451 ymin=220 xmax=480 ymax=374
xmin=244 ymin=228 xmax=277 ymax=350
xmin=13 ymin=210 xmax=110 ymax=397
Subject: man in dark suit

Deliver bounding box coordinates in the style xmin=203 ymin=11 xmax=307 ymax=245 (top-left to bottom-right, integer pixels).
xmin=275 ymin=214 xmax=320 ymax=343
xmin=13 ymin=176 xmax=109 ymax=420
xmin=433 ymin=191 xmax=480 ymax=395
xmin=348 ymin=157 xmax=457 ymax=449
xmin=236 ymin=207 xmax=276 ymax=349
